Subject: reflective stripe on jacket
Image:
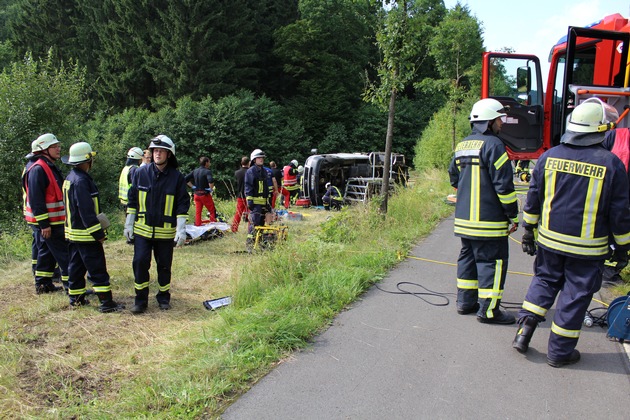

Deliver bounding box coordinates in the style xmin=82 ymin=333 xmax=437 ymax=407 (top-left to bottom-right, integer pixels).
xmin=448 ymin=128 xmax=518 ymax=239
xmin=522 ymin=143 xmax=630 ymax=258
xmin=23 ymin=158 xmax=65 ymax=226
xmin=63 ymin=168 xmax=105 ymax=242
xmin=127 ymin=163 xmax=190 ymax=240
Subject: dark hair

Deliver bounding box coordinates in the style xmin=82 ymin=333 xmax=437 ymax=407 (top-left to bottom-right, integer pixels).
xmin=241 ymin=156 xmax=250 ymax=166
xmin=199 ymin=156 xmax=210 ymax=166
xmin=269 ymin=161 xmax=276 ymax=168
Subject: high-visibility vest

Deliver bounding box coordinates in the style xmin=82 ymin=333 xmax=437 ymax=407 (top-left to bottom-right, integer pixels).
xmin=283 ymin=165 xmax=298 ymax=190
xmin=23 ymin=159 xmax=65 ymax=226
xmin=118 ymin=165 xmax=136 ymax=204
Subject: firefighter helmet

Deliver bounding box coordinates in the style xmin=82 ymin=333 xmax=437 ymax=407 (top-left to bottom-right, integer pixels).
xmin=298 ymin=165 xmax=304 ymax=173
xmin=566 ymin=97 xmax=618 ymax=133
xmin=31 ymin=133 xmax=60 ymax=153
xmin=126 ymin=147 xmax=144 ymax=159
xmin=149 ymin=135 xmax=175 ymax=155
xmin=62 ymin=142 xmax=96 ymax=165
xmin=250 ymin=148 xmax=265 ymax=161
xmin=325 ymin=182 xmax=331 ymax=189
xmin=469 ymin=98 xmax=507 ymax=122
xmin=291 ymin=159 xmax=299 ymax=167
xmin=562 ymin=98 xmax=619 ymax=146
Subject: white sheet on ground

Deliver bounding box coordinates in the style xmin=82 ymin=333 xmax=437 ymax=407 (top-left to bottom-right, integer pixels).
xmin=186 ymin=222 xmax=231 ymax=239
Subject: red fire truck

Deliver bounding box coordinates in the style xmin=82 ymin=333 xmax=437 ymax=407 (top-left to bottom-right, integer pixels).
xmin=481 ymin=13 xmax=630 ymax=162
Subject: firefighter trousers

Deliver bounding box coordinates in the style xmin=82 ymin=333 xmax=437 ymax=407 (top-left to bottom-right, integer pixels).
xmin=132 ymin=235 xmax=173 ymax=306
xmin=518 ymin=247 xmax=603 ymax=360
xmin=68 ymin=242 xmax=110 ymax=303
xmin=456 ymin=237 xmax=509 ymax=318
xmin=31 ymin=225 xmax=69 ymax=288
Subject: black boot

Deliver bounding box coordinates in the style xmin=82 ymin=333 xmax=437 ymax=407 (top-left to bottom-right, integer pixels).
xmin=512 ymin=316 xmax=538 ymax=353
xmin=96 ymin=291 xmax=125 ymax=313
xmin=69 ymin=294 xmax=90 ymax=307
xmin=36 ymin=282 xmax=63 ymax=294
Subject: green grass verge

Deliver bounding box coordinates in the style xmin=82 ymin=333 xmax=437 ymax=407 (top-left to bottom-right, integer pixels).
xmin=1 ymin=170 xmax=454 ymax=418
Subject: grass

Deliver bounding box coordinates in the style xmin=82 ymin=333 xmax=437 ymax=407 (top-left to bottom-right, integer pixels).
xmin=2 ymin=168 xmax=625 ymax=418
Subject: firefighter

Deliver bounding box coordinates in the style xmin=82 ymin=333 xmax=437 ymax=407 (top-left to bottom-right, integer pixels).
xmin=22 ymin=151 xmax=62 ymax=283
xmin=124 ymin=135 xmax=190 ymax=314
xmin=322 ymin=182 xmax=343 ymax=211
xmin=448 ymin=98 xmax=519 ymax=324
xmin=185 ymin=156 xmax=217 ymax=225
xmin=231 ymin=156 xmax=250 ymax=233
xmin=22 ymin=133 xmax=69 ymax=294
xmin=245 ymin=149 xmax=270 ymax=251
xmin=281 ymin=159 xmax=299 ymax=208
xmin=61 ymin=142 xmax=124 ymax=312
xmin=118 ymin=147 xmax=143 ymax=208
xmin=513 ymin=98 xmax=630 ymax=367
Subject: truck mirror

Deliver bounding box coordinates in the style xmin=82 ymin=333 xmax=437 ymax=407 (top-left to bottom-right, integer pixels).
xmin=517 ymin=66 xmax=531 ymax=94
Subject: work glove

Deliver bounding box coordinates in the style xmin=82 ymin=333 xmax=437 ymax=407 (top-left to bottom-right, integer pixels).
xmin=247 ymin=199 xmax=254 ymax=211
xmin=123 ymin=214 xmax=135 ymax=242
xmin=522 ymin=228 xmax=536 ymax=256
xmin=611 ymin=247 xmax=629 ymax=270
xmin=174 ymin=217 xmax=187 ymax=247
xmin=508 ymin=216 xmax=519 ymax=234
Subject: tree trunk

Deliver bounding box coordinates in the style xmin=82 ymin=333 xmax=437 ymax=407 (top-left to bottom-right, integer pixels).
xmin=380 ymin=87 xmax=396 ymax=214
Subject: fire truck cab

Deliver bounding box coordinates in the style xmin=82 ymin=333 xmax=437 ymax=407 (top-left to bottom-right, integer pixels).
xmin=481 ymin=13 xmax=630 ymax=160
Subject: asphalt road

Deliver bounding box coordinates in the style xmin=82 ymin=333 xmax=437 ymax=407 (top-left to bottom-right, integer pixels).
xmin=223 ymin=212 xmax=630 ymax=419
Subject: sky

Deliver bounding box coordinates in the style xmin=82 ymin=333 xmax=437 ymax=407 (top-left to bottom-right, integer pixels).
xmin=444 ymin=0 xmax=630 ymax=82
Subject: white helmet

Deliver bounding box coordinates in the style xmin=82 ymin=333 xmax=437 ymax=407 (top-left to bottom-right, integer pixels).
xmin=31 ymin=133 xmax=60 ymax=153
xmin=250 ymin=148 xmax=265 ymax=161
xmin=469 ymin=98 xmax=507 ymax=122
xmin=566 ymin=97 xmax=618 ymax=133
xmin=291 ymin=159 xmax=299 ymax=167
xmin=126 ymin=147 xmax=144 ymax=159
xmin=325 ymin=182 xmax=331 ymax=189
xmin=297 ymin=165 xmax=304 ymax=173
xmin=62 ymin=142 xmax=96 ymax=165
xmin=149 ymin=135 xmax=176 ymax=155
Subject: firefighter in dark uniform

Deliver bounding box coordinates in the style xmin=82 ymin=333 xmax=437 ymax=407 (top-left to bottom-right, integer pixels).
xmin=245 ymin=148 xmax=270 ymax=251
xmin=322 ymin=182 xmax=343 ymax=210
xmin=22 ymin=133 xmax=69 ymax=294
xmin=448 ymin=98 xmax=519 ymax=324
xmin=513 ymin=98 xmax=630 ymax=367
xmin=124 ymin=135 xmax=190 ymax=314
xmin=185 ymin=156 xmax=217 ymax=225
xmin=62 ymin=142 xmax=124 ymax=312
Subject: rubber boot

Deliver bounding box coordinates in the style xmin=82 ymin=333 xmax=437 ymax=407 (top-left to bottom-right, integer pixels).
xmin=512 ymin=316 xmax=538 ymax=353
xmin=96 ymin=291 xmax=125 ymax=313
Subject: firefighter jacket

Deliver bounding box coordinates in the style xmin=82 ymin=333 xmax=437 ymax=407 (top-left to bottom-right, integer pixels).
xmin=245 ymin=165 xmax=269 ymax=205
xmin=23 ymin=156 xmax=66 ymax=228
xmin=185 ymin=165 xmax=214 ymax=194
xmin=118 ymin=164 xmax=138 ymax=204
xmin=324 ymin=186 xmax=343 ymax=202
xmin=282 ymin=165 xmax=298 ymax=190
xmin=63 ymin=167 xmax=105 ymax=242
xmin=522 ymin=143 xmax=630 ymax=258
xmin=127 ymin=163 xmax=190 ymax=240
xmin=448 ymin=127 xmax=518 ymax=239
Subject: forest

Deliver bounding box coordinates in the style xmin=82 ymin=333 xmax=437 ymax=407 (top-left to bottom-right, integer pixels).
xmin=0 ymin=0 xmax=487 ymax=226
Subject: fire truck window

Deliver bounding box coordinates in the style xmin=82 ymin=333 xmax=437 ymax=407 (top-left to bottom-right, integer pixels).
xmin=488 ymin=56 xmax=541 ymax=106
